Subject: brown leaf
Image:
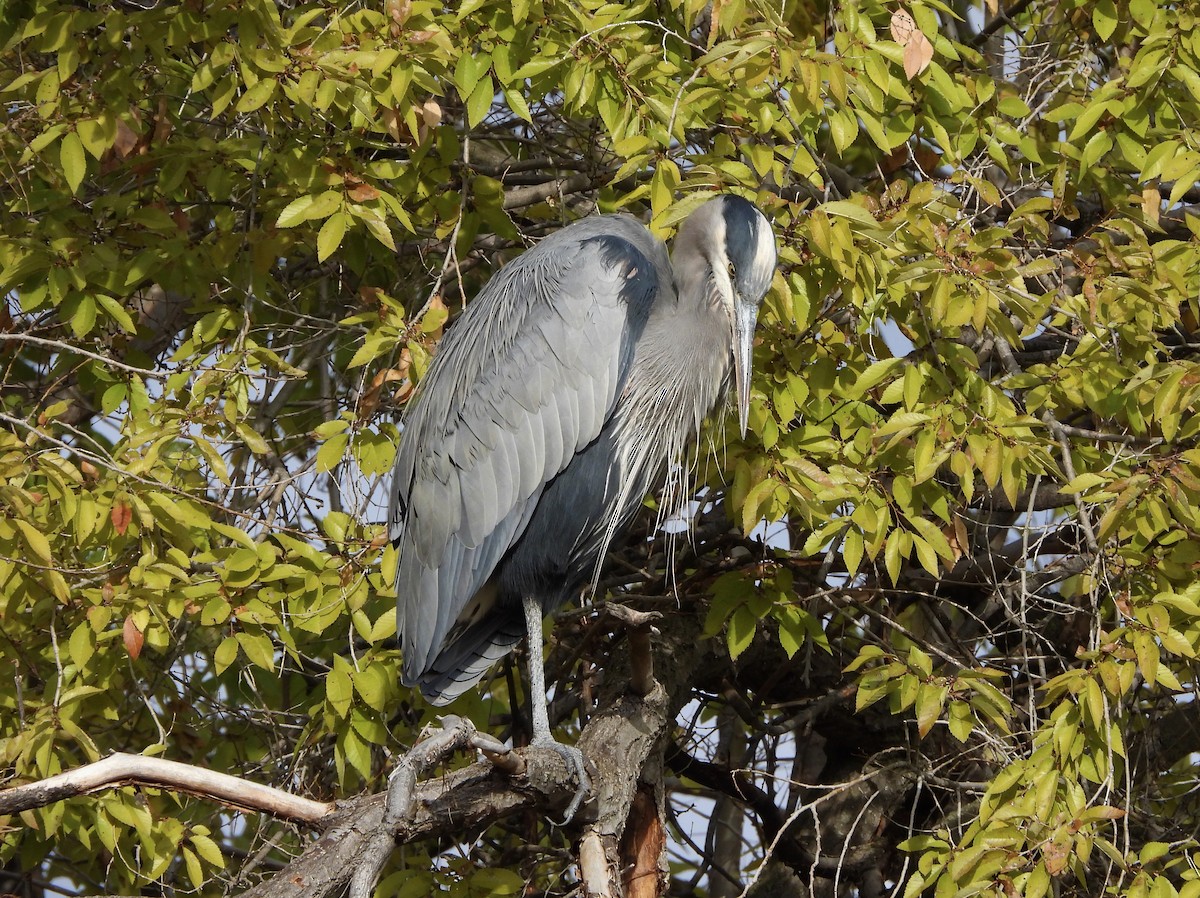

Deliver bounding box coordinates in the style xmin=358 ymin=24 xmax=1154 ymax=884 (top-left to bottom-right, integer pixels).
xmin=348 ymin=183 xmax=380 ymax=203
xmin=113 ymin=119 xmax=140 ymax=158
xmin=1142 ymin=183 xmax=1161 ymax=225
xmin=410 ymin=97 xmax=443 ymax=144
xmin=891 ymin=8 xmax=934 ymax=79
xmin=420 ymin=98 xmax=442 ymax=129
xmin=949 ymin=517 xmax=970 ymax=562
xmin=1114 ymin=591 xmax=1133 ymax=618
xmin=1043 ymin=832 xmax=1071 ymax=875
xmin=80 ymin=460 xmax=99 ymax=479
xmin=152 ymin=96 xmax=173 ymax=145
xmin=903 ymin=29 xmax=934 ymax=78
xmin=358 ymin=365 xmax=411 ymax=420
xmin=386 ymin=0 xmax=411 ymax=25
xmin=890 ymin=8 xmax=916 ymax=43
xmin=382 ymin=107 xmax=404 ymax=144
xmin=111 ymin=501 xmax=132 ymax=536
xmin=123 ymin=615 xmax=144 ymax=660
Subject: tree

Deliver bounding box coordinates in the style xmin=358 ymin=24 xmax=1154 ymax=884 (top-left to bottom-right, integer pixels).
xmin=2 ymin=0 xmax=1200 ymax=895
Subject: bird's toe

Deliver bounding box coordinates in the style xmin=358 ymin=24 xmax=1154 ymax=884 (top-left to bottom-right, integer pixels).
xmin=532 ymin=736 xmax=591 ymax=824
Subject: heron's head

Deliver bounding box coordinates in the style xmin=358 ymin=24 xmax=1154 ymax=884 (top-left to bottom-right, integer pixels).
xmin=677 ymin=194 xmax=777 ymax=438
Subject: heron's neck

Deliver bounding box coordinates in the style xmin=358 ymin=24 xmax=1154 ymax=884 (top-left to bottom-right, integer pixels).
xmin=670 ymin=246 xmax=714 ymax=314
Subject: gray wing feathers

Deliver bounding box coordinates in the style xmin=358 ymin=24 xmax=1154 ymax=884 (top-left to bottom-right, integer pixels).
xmin=392 ymin=216 xmax=663 ymax=689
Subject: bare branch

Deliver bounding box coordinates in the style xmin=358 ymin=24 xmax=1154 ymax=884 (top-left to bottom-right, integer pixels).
xmin=0 ymin=752 xmax=332 ymax=824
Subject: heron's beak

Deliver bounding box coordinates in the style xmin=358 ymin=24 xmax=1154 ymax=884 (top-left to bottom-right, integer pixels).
xmin=732 ymin=297 xmax=758 ymax=439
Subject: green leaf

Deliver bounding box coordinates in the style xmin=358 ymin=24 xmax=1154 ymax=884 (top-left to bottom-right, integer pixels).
xmin=1129 ymin=0 xmax=1155 ymax=27
xmin=69 ymin=294 xmax=97 ymax=338
xmin=915 ymin=683 xmax=947 ymax=737
xmin=504 ymin=88 xmax=532 ymax=123
xmin=727 ymin=606 xmax=758 ymax=660
xmin=275 ymin=195 xmax=316 ymax=228
xmin=847 ymin=357 xmax=901 ymax=398
xmin=69 ymin=624 xmax=95 ymax=669
xmin=454 ymin=52 xmax=488 ymax=99
xmin=353 ymin=664 xmax=389 ymax=712
xmin=327 ymin=656 xmax=354 ymax=717
xmin=60 ymin=130 xmax=86 ymax=194
xmin=235 ymin=632 xmax=275 ymax=670
xmin=183 ymin=847 xmax=204 ymax=890
xmin=214 ymin=637 xmax=239 ymax=673
xmin=190 ymin=833 xmax=224 ymax=869
xmin=317 ymin=211 xmax=348 ymax=262
xmin=236 ymin=78 xmax=277 ymax=113
xmin=468 ymin=868 xmax=524 ymax=895
xmin=466 ymin=76 xmax=494 ymax=128
xmin=1092 ymin=0 xmax=1118 ymax=41
xmin=842 ymin=527 xmax=863 ymax=576
xmin=316 ymin=431 xmax=349 ymax=472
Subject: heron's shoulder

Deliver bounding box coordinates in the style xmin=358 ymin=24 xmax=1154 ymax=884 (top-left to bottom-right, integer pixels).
xmin=547 ymin=215 xmax=668 ymax=304
xmin=563 ymin=213 xmax=660 ymax=252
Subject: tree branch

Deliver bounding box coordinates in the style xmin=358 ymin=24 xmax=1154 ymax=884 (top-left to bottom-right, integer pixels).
xmin=0 ymin=753 xmax=332 ymax=824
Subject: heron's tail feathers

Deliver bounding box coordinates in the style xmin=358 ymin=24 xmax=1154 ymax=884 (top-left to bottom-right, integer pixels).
xmin=403 ymin=611 xmax=525 ymax=706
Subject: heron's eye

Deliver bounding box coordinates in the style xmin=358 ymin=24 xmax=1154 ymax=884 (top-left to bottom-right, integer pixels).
xmin=727 ymin=260 xmax=736 ymax=278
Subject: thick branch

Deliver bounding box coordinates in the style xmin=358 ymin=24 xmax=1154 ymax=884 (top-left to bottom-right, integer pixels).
xmin=0 ymin=753 xmax=331 ymax=824
xmin=242 ymin=746 xmax=583 ymax=898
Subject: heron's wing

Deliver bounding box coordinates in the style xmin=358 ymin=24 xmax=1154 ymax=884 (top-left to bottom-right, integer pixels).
xmin=389 ymin=217 xmax=665 ymax=692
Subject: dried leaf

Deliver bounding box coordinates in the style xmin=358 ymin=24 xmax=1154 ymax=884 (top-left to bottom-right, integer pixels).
xmin=1044 ymin=833 xmax=1071 ymax=875
xmin=382 ymin=107 xmax=404 ymax=144
xmin=111 ymin=501 xmax=132 ymax=536
xmin=891 ymin=8 xmax=934 ymax=79
xmin=903 ymin=30 xmax=934 ymax=78
xmin=890 ymin=8 xmax=916 ymax=43
xmin=113 ymin=119 xmax=139 ymax=158
xmin=348 ymin=182 xmax=380 ymax=202
xmin=153 ymin=97 xmax=173 ymax=144
xmin=1141 ymin=183 xmax=1160 ymax=225
xmin=419 ymin=98 xmax=442 ymax=140
xmin=123 ymin=615 xmax=144 ymax=660
xmin=386 ymin=0 xmax=411 ymax=25
xmin=358 ymin=365 xmax=410 ymax=420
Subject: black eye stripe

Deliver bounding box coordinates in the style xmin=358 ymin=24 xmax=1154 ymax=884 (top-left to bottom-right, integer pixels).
xmin=721 ymin=196 xmax=759 ymax=276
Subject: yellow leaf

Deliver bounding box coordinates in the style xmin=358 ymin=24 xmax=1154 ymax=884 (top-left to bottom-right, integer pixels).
xmin=16 ymin=519 xmax=52 ymax=564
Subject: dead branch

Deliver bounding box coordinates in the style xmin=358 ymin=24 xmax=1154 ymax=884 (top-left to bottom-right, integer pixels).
xmin=0 ymin=752 xmax=332 ymax=824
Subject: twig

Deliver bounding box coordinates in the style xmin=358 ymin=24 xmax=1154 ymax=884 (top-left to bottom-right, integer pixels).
xmin=0 ymin=333 xmax=169 ymax=379
xmin=971 ymin=0 xmax=1035 ymax=47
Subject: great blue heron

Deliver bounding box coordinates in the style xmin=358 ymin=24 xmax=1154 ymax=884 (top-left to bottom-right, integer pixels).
xmin=388 ymin=194 xmax=777 ymax=816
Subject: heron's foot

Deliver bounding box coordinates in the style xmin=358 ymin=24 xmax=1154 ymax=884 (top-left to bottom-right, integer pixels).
xmin=531 ymin=734 xmax=591 ymax=824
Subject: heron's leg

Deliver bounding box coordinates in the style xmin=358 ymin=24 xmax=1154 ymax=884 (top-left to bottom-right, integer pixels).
xmin=522 ymin=593 xmax=590 ymax=822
